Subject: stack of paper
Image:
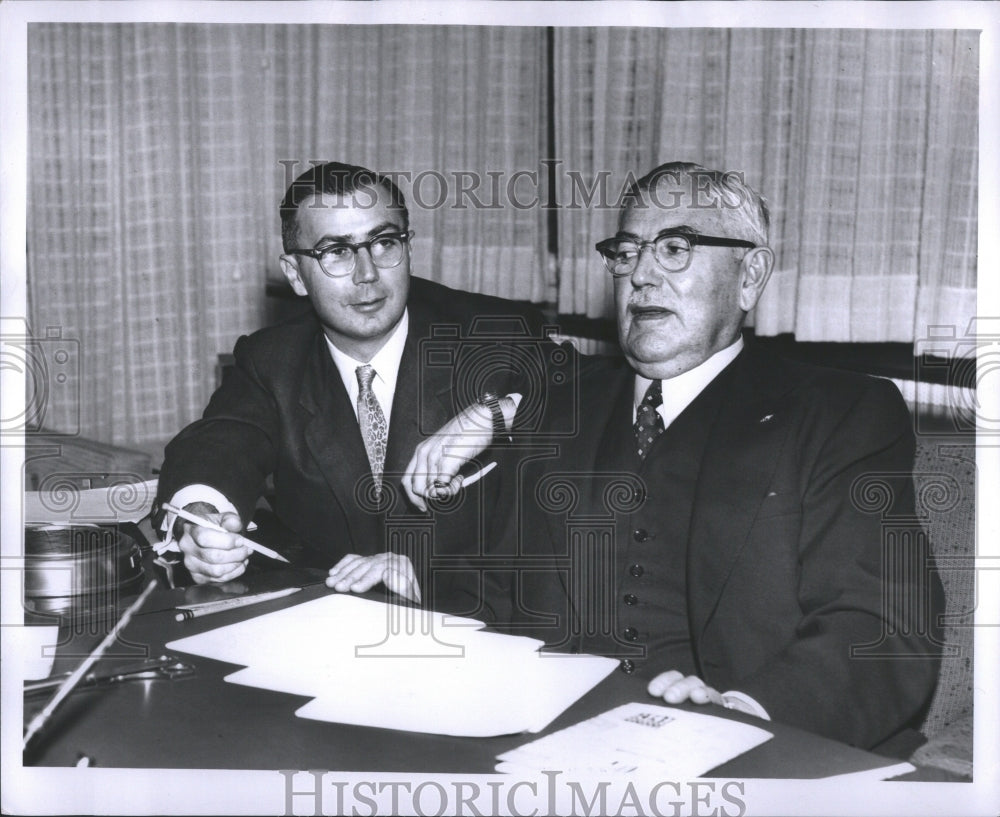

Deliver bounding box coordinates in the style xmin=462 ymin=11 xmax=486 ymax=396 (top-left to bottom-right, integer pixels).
xmin=167 ymin=594 xmax=618 ymax=737
xmin=496 ymin=702 xmax=774 ymax=779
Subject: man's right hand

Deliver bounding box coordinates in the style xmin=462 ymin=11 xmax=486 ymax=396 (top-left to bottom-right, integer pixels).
xmin=176 ymin=502 xmax=252 ymax=584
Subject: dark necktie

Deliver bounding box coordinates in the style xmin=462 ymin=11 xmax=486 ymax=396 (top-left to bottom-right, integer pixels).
xmin=356 ymin=365 xmax=388 ymax=491
xmin=635 ymin=379 xmax=665 ymax=459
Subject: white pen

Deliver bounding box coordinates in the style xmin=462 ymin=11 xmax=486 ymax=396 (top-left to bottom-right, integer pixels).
xmin=430 ymin=461 xmax=497 ymax=499
xmin=161 ymin=502 xmax=289 ymax=563
xmin=458 ymin=461 xmax=497 ymax=488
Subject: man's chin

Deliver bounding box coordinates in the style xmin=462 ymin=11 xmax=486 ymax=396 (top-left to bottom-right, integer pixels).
xmin=624 ymin=347 xmax=699 ymax=380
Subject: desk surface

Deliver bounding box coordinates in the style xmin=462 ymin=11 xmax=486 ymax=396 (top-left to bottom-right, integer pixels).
xmin=22 ymin=570 xmax=914 ymax=778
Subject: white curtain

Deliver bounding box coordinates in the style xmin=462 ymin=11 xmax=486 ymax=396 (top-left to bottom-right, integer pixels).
xmin=27 ymin=24 xmax=548 ymax=445
xmin=553 ymin=28 xmax=978 ymax=344
xmin=27 ymin=24 xmax=270 ymax=445
xmin=27 ymin=25 xmax=979 ymax=446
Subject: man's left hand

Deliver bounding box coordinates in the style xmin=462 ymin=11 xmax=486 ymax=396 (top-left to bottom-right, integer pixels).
xmin=647 ymin=670 xmax=759 ymax=717
xmin=401 ymin=404 xmax=494 ymax=511
xmin=648 ymin=670 xmax=725 ymax=706
xmin=326 ymin=553 xmax=422 ymax=604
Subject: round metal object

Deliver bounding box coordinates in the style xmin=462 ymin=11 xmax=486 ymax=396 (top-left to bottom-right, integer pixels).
xmin=24 ymin=525 xmax=144 ymax=615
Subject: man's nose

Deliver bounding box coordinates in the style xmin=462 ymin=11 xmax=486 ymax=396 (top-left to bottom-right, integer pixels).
xmin=352 ymin=247 xmax=380 ymax=284
xmin=629 ymin=243 xmax=661 ymax=287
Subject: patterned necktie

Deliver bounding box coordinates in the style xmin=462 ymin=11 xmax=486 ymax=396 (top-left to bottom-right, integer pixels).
xmin=634 ymin=379 xmax=665 ymax=459
xmin=356 ymin=365 xmax=388 ymax=492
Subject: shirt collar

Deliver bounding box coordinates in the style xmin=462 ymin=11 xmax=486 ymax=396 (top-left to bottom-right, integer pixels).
xmin=326 ymin=308 xmax=409 ymax=401
xmin=634 ymin=336 xmax=744 ymax=428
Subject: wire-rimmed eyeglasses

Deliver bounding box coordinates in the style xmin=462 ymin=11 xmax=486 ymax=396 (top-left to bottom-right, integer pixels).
xmin=288 ymin=230 xmax=414 ymax=277
xmin=595 ymin=229 xmax=755 ymax=277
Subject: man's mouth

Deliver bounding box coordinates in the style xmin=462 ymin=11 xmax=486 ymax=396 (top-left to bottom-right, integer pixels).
xmin=351 ymin=296 xmax=386 ymax=313
xmin=629 ymin=304 xmax=671 ymax=320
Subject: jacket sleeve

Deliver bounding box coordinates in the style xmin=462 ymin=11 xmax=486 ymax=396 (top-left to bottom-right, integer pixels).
xmin=155 ymin=334 xmax=280 ymax=527
xmin=733 ymin=377 xmax=944 ymax=748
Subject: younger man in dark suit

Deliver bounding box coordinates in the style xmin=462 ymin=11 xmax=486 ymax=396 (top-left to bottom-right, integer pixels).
xmin=155 ymin=162 xmax=543 ymax=615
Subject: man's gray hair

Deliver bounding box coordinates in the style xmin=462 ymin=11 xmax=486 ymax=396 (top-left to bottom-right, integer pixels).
xmin=620 ymin=161 xmax=770 ymax=247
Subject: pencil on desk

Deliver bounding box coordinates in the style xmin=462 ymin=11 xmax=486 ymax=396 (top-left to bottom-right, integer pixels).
xmin=174 ymin=587 xmax=301 ymax=622
xmin=161 ymin=502 xmax=289 ymax=563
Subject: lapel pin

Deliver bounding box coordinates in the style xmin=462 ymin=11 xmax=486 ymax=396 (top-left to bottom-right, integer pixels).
xmin=759 ymin=413 xmax=775 ymax=424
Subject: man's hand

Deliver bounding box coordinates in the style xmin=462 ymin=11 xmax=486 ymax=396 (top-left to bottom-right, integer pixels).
xmin=401 ymin=403 xmax=494 ymax=512
xmin=326 ymin=553 xmax=422 ymax=604
xmin=176 ymin=502 xmax=252 ymax=585
xmin=647 ymin=670 xmax=760 ymax=716
xmin=648 ymin=670 xmax=725 ymax=706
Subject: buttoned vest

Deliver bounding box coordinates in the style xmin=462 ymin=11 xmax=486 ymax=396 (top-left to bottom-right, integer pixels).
xmin=579 ymin=361 xmax=734 ymax=678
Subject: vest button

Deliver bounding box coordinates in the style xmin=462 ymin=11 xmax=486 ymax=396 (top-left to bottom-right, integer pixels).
xmin=620 ymin=659 xmax=636 ymax=674
xmin=629 ymin=563 xmax=644 ymax=578
xmin=623 ymin=593 xmax=638 ymax=606
xmin=623 ymin=626 xmax=638 ymax=641
xmin=633 ymin=528 xmax=649 ymax=543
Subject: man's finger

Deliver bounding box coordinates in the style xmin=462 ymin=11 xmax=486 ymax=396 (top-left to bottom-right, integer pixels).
xmin=218 ymin=512 xmax=244 ymax=533
xmin=330 ymin=553 xmax=362 ymax=570
xmin=402 ymin=449 xmax=430 ymax=511
xmin=647 ymin=670 xmax=684 ymax=697
xmin=186 ymin=554 xmax=248 ymax=584
xmin=186 ymin=535 xmax=251 ymax=564
xmin=688 ymin=685 xmax=724 ymax=706
xmin=385 ymin=566 xmax=421 ymax=603
xmin=663 ymin=674 xmax=707 ymax=703
xmin=401 ymin=457 xmax=425 ymax=511
xmin=330 ymin=556 xmax=387 ymax=592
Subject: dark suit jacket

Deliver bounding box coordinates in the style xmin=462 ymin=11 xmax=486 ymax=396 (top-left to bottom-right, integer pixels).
xmin=497 ymin=342 xmax=943 ymax=748
xmin=156 ymin=276 xmax=550 ymax=616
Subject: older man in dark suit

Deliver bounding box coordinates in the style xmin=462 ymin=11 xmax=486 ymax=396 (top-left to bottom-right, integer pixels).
xmin=408 ymin=162 xmax=943 ymax=749
xmin=155 ymin=162 xmax=546 ymax=615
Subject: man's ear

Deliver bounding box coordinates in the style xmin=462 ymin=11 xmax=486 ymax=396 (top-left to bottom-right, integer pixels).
xmin=279 ymin=254 xmax=309 ymax=298
xmin=738 ymin=246 xmax=774 ymax=312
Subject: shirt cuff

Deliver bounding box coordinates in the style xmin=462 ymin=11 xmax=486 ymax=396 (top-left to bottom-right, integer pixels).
xmin=155 ymin=484 xmax=240 ymax=554
xmin=721 ymin=690 xmax=771 ymax=721
xmin=500 ymin=394 xmax=521 ymax=433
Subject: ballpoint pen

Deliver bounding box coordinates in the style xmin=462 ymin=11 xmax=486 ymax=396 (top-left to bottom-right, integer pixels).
xmin=161 ymin=502 xmax=289 ymax=563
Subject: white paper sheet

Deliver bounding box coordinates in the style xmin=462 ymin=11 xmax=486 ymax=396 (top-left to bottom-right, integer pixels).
xmin=496 ymin=702 xmax=774 ymax=780
xmin=167 ymin=594 xmax=618 ymax=737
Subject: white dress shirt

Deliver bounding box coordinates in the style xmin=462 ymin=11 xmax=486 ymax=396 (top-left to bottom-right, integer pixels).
xmin=325 ymin=309 xmax=408 ymax=428
xmin=632 ymin=336 xmax=743 ymax=428
xmin=160 ymin=311 xmax=409 ymax=542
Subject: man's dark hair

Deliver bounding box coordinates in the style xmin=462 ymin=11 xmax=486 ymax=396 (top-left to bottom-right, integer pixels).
xmin=279 ymin=162 xmax=409 ymax=253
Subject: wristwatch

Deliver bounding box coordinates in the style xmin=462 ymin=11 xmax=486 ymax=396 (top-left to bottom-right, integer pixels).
xmin=477 ymin=391 xmax=508 ymax=440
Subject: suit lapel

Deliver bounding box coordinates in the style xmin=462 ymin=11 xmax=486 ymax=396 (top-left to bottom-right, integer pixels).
xmin=687 ymin=347 xmax=796 ymax=640
xmin=299 ymin=331 xmax=384 ymax=548
xmin=383 ymin=301 xmax=453 ymax=488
